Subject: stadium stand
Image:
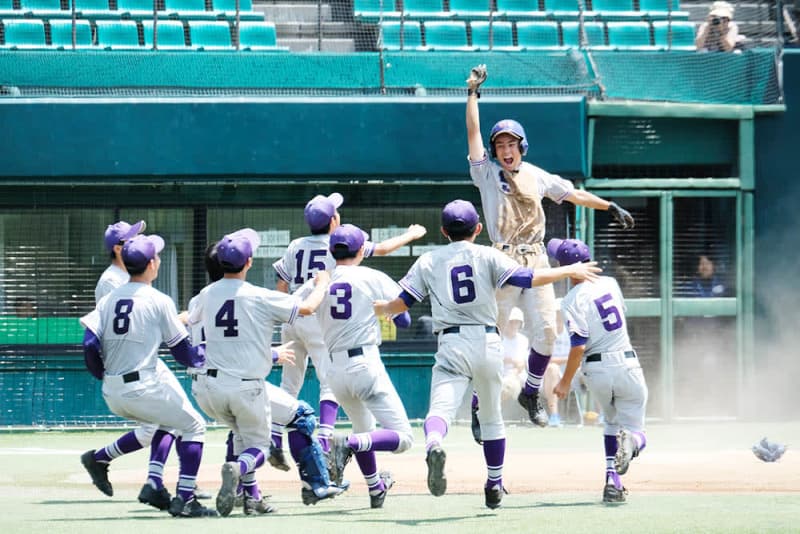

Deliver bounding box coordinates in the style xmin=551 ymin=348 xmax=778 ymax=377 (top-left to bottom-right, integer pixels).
xmin=470 ymin=20 xmax=518 ymax=50
xmin=423 ymin=20 xmax=475 ymax=49
xmin=592 ymin=0 xmax=642 ymax=21
xmin=188 ymin=19 xmax=234 ymax=49
xmin=142 ymin=19 xmax=189 ymax=49
xmin=380 ymin=19 xmax=426 ymax=49
xmin=212 ymin=0 xmax=264 ymax=21
xmin=606 ymin=20 xmax=657 ymax=49
xmin=49 ymin=18 xmax=94 ymax=48
xmin=544 ymin=0 xmax=596 ymax=20
xmin=165 ymin=0 xmax=218 ymax=20
xmin=495 ymin=0 xmax=547 ymax=21
xmin=639 ymin=0 xmax=690 ymax=20
xmin=20 ymin=0 xmax=67 ymax=19
xmin=353 ymin=0 xmax=400 ymax=23
xmin=96 ymin=19 xmax=141 ymax=49
xmin=74 ymin=0 xmax=118 ymax=20
xmin=515 ymin=20 xmax=564 ymax=49
xmin=1 ymin=19 xmax=47 ymax=48
xmin=449 ymin=0 xmax=492 ymax=20
xmin=238 ymin=21 xmax=289 ymax=50
xmin=561 ymin=20 xmax=606 ymax=46
xmin=652 ymin=19 xmax=696 ymax=49
xmin=402 ymin=0 xmax=453 ymax=20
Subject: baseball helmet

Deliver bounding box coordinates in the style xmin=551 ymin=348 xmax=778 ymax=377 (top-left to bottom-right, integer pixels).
xmin=489 ymin=119 xmax=528 ymax=158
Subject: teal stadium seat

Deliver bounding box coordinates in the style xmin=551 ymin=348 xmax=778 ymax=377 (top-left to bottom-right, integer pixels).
xmin=606 ymin=21 xmax=655 ymax=49
xmin=591 ymin=0 xmax=640 ymax=21
xmin=0 ymin=0 xmax=18 ymax=18
xmin=2 ymin=19 xmax=46 ymax=48
xmin=449 ymin=0 xmax=491 ymax=21
xmin=189 ymin=20 xmax=233 ymax=49
xmin=423 ymin=20 xmax=476 ymax=50
xmin=74 ymin=0 xmax=117 ymax=20
xmin=238 ymin=21 xmax=288 ymax=50
xmin=543 ymin=0 xmax=595 ymax=21
xmin=142 ymin=19 xmax=188 ymax=48
xmin=516 ymin=20 xmax=563 ymax=49
xmin=470 ymin=21 xmax=518 ymax=50
xmin=165 ymin=0 xmax=217 ymax=20
xmin=561 ymin=20 xmax=606 ymax=47
xmin=95 ymin=20 xmax=142 ymax=49
xmin=117 ymin=0 xmax=162 ymax=18
xmin=20 ymin=0 xmax=69 ymax=19
xmin=402 ymin=0 xmax=453 ymax=20
xmin=49 ymin=19 xmax=93 ymax=48
xmin=353 ymin=0 xmax=400 ymax=23
xmin=496 ymin=0 xmax=546 ymax=21
xmin=638 ymin=0 xmax=689 ymax=21
xmin=212 ymin=0 xmax=264 ymax=22
xmin=652 ymin=20 xmax=695 ymax=50
xmin=379 ymin=20 xmax=425 ymax=50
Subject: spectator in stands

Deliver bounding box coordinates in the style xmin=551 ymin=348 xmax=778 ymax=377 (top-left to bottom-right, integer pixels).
xmin=500 ymin=307 xmax=530 ymax=422
xmin=695 ymin=1 xmax=741 ymax=52
xmin=12 ymin=296 xmax=37 ymax=318
xmin=690 ymin=254 xmax=728 ymax=297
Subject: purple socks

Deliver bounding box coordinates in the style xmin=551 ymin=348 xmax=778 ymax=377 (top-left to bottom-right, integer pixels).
xmin=523 ymin=348 xmax=551 ymax=395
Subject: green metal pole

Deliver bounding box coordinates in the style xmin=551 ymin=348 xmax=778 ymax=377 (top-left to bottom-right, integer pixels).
xmin=660 ymin=192 xmax=674 ymax=421
xmin=736 ymin=191 xmax=755 ymax=418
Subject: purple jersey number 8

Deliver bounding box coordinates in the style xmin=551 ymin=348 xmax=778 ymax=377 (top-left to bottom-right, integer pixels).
xmin=329 ymin=282 xmax=352 ymax=319
xmin=450 ymin=265 xmax=476 ymax=304
xmin=593 ymin=293 xmax=623 ymax=332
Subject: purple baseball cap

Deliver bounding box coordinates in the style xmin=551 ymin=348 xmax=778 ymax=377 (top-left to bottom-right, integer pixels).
xmin=217 ymin=228 xmax=261 ymax=270
xmin=547 ymin=238 xmax=591 ymax=266
xmin=104 ymin=220 xmax=146 ymax=251
xmin=122 ymin=234 xmax=164 ymax=271
xmin=304 ymin=193 xmax=344 ymax=231
xmin=329 ymin=223 xmax=368 ymax=254
xmin=442 ymin=199 xmax=480 ymax=231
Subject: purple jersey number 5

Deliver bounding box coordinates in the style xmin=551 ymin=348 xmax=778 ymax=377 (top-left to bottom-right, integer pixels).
xmin=593 ymin=293 xmax=623 ymax=332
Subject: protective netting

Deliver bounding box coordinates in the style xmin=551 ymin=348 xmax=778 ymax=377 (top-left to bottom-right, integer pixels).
xmin=0 ymin=0 xmax=790 ymax=103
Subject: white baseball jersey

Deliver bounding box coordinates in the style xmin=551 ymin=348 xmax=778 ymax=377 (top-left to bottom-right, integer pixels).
xmin=318 ymin=264 xmax=402 ymax=353
xmin=273 ymin=234 xmax=376 ymax=293
xmin=81 ymin=283 xmax=188 ymax=376
xmin=469 ymin=152 xmax=574 ymax=245
xmin=561 ymin=276 xmax=633 ymax=356
xmin=94 ymin=264 xmax=129 ymax=304
xmin=399 ymin=241 xmax=520 ymax=332
xmin=188 ymin=278 xmax=299 ymax=379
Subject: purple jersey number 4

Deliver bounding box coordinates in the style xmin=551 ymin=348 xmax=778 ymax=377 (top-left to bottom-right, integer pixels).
xmin=593 ymin=293 xmax=623 ymax=332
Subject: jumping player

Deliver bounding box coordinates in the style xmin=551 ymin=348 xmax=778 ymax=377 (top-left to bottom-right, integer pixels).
xmin=187 ymin=228 xmax=332 ymax=516
xmin=374 ymin=200 xmax=600 ymax=509
xmin=80 ymin=234 xmax=216 ymax=518
xmin=549 ymin=237 xmax=648 ymax=503
xmin=95 ymin=220 xmax=146 ymax=303
xmin=272 ymin=192 xmax=426 ymax=454
xmin=319 ymin=224 xmax=415 ymax=509
xmin=465 ymin=64 xmax=636 ymax=428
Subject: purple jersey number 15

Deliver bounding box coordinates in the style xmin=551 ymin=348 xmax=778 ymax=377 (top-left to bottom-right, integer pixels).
xmin=593 ymin=293 xmax=623 ymax=332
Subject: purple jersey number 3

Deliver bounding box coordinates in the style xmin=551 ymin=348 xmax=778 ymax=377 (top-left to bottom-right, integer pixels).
xmin=593 ymin=293 xmax=623 ymax=332
xmin=329 ymin=282 xmax=352 ymax=319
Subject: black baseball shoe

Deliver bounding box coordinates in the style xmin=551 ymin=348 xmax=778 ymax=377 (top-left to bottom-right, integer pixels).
xmin=138 ymin=483 xmax=171 ymax=511
xmin=484 ymin=485 xmax=506 ymax=509
xmin=168 ymin=495 xmax=218 ymax=517
xmin=471 ymin=406 xmax=483 ymax=445
xmin=369 ymin=471 xmax=394 ymax=509
xmin=602 ymin=483 xmax=628 ymax=503
xmin=244 ymin=496 xmax=276 ymax=515
xmin=425 ymin=446 xmax=447 ymax=497
xmin=268 ymin=445 xmax=291 ymax=472
xmin=302 ymin=479 xmax=350 ymax=506
xmin=328 ymin=434 xmax=354 ymax=487
xmin=517 ymin=390 xmax=548 ymax=427
xmin=80 ymin=450 xmax=113 ymax=497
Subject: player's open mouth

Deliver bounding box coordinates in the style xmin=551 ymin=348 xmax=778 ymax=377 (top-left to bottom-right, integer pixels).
xmin=503 ymin=158 xmax=514 ymax=166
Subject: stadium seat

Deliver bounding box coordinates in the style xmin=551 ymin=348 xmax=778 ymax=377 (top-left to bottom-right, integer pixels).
xmin=561 ymin=21 xmax=606 ymax=47
xmin=49 ymin=19 xmax=94 ymax=48
xmin=95 ymin=20 xmax=142 ymax=49
xmin=516 ymin=20 xmax=563 ymax=49
xmin=402 ymin=0 xmax=453 ymax=20
xmin=449 ymin=0 xmax=492 ymax=21
xmin=188 ymin=20 xmax=233 ymax=49
xmin=238 ymin=21 xmax=289 ymax=50
xmin=606 ymin=21 xmax=655 ymax=49
xmin=652 ymin=20 xmax=695 ymax=50
xmin=495 ymin=0 xmax=546 ymax=21
xmin=543 ymin=0 xmax=595 ymax=21
xmin=423 ymin=20 xmax=476 ymax=50
xmin=470 ymin=21 xmax=518 ymax=51
xmin=0 ymin=0 xmax=19 ymax=18
xmin=142 ymin=19 xmax=188 ymax=49
xmin=212 ymin=0 xmax=264 ymax=22
xmin=1 ymin=19 xmax=46 ymax=48
xmin=353 ymin=0 xmax=400 ymax=23
xmin=638 ymin=0 xmax=689 ymax=21
xmin=117 ymin=0 xmax=162 ymax=19
xmin=165 ymin=0 xmax=217 ymax=20
xmin=379 ymin=20 xmax=425 ymax=50
xmin=20 ymin=0 xmax=69 ymax=19
xmin=592 ymin=0 xmax=641 ymax=21
xmin=74 ymin=0 xmax=117 ymax=20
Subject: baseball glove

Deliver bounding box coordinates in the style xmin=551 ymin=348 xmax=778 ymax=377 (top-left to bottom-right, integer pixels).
xmin=752 ymin=437 xmax=786 ymax=462
xmin=608 ymin=201 xmax=635 ymax=229
xmin=467 ymin=64 xmax=487 ymax=90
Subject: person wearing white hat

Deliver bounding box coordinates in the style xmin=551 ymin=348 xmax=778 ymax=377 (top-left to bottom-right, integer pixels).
xmin=695 ymin=1 xmax=741 ymax=52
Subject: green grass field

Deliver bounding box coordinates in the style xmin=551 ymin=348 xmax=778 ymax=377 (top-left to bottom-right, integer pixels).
xmin=1 ymin=422 xmax=798 ymax=533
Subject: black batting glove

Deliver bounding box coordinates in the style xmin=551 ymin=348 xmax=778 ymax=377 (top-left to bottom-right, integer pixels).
xmin=608 ymin=201 xmax=634 ymax=229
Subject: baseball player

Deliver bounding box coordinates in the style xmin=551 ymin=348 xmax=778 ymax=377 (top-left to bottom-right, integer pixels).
xmin=374 ymin=200 xmax=600 ymax=509
xmin=548 ymin=238 xmax=648 ymax=503
xmin=465 ymin=64 xmax=635 ymax=429
xmin=188 ymin=240 xmax=348 ymax=509
xmin=80 ymin=234 xmax=216 ymax=518
xmin=187 ymin=228 xmax=333 ymax=516
xmin=318 ymin=224 xmax=415 ymax=509
xmin=272 ymin=192 xmax=426 ymax=455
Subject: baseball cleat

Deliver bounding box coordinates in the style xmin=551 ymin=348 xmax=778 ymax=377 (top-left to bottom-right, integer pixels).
xmin=602 ymin=483 xmax=628 ymax=503
xmin=484 ymin=484 xmax=506 ymax=509
xmin=328 ymin=434 xmax=354 ymax=487
xmin=517 ymin=391 xmax=548 ymax=427
xmin=234 ymin=492 xmax=244 ymax=508
xmin=168 ymin=495 xmax=218 ymax=517
xmin=138 ymin=483 xmax=172 ymax=511
xmin=301 ymin=480 xmax=350 ymax=506
xmin=471 ymin=406 xmax=483 ymax=445
xmin=426 ymin=446 xmax=447 ymax=497
xmin=80 ymin=450 xmax=113 ymax=497
xmin=268 ymin=445 xmax=291 ymax=472
xmin=194 ymin=486 xmax=212 ymax=500
xmin=370 ymin=471 xmax=394 ymax=509
xmin=615 ymin=430 xmax=638 ymax=475
xmin=243 ymin=496 xmax=276 ymax=515
xmin=216 ymin=461 xmax=240 ymax=517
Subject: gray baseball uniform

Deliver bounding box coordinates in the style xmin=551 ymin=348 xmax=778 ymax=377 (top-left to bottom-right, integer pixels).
xmin=95 ymin=264 xmax=129 ymax=304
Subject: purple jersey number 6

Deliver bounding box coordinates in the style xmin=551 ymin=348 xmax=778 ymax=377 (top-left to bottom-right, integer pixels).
xmin=593 ymin=293 xmax=623 ymax=332
xmin=450 ymin=265 xmax=476 ymax=304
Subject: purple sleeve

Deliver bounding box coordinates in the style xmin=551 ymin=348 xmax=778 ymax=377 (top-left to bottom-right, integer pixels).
xmin=399 ymin=291 xmax=417 ymax=308
xmin=392 ymin=311 xmax=412 ymax=329
xmin=170 ymin=337 xmax=205 ymax=368
xmin=82 ymin=329 xmax=104 ymax=380
xmin=505 ymin=267 xmax=533 ymax=288
xmin=570 ymin=333 xmax=588 ymax=347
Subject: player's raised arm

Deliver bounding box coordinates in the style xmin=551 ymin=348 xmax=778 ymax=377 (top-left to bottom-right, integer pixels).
xmin=373 ymin=224 xmax=427 ymax=256
xmin=297 ymin=269 xmax=330 ymax=316
xmin=466 ymin=64 xmax=487 ymax=163
xmin=565 ymin=189 xmax=635 ymax=230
